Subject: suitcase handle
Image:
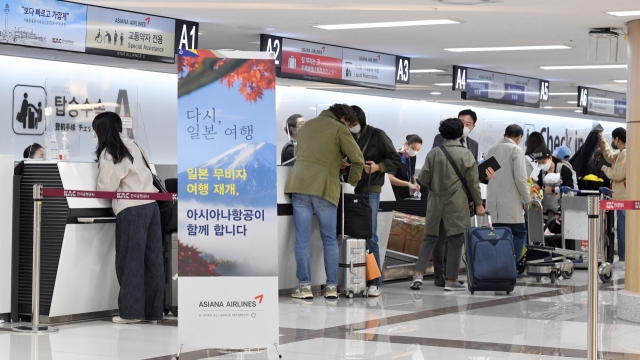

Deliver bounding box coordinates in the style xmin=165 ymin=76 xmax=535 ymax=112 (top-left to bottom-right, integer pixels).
xmin=350 ymin=257 xmax=356 ymax=276
xmin=474 ymin=212 xmax=492 ymax=228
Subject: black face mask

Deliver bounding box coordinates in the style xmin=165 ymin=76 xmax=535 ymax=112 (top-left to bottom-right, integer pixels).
xmin=611 ymin=141 xmax=618 ymax=150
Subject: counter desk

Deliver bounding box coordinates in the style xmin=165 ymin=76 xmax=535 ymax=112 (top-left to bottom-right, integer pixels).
xmin=12 ymin=160 xmax=158 ymax=323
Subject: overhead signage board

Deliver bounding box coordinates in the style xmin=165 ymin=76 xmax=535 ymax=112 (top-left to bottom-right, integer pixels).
xmin=85 ymin=6 xmax=176 ymax=63
xmin=577 ymin=86 xmax=626 ymax=119
xmin=0 ymin=0 xmax=88 ymax=53
xmin=452 ymin=66 xmax=547 ymax=108
xmin=261 ymin=35 xmax=408 ymax=90
xmin=1 ymin=1 xmax=197 ymax=63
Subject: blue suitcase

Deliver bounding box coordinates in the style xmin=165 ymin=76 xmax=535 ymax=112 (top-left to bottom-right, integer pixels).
xmin=465 ymin=214 xmax=517 ymax=295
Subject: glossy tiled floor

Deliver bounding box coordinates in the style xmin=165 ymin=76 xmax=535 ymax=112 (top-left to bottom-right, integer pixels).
xmin=1 ymin=268 xmax=639 ymax=360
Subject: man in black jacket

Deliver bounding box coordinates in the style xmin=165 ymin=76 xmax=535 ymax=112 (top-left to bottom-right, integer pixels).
xmin=347 ymin=105 xmax=401 ymax=297
xmin=429 ymin=109 xmax=491 ymax=287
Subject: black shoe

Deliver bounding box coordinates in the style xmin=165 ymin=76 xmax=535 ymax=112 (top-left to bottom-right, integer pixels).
xmin=434 ymin=276 xmax=445 ymax=288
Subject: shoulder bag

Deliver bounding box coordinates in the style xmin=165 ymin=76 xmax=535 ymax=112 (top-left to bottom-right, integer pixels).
xmin=135 ymin=143 xmax=175 ymax=231
xmin=440 ymin=145 xmax=476 ymax=217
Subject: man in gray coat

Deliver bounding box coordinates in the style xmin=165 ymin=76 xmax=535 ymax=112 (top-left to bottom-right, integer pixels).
xmin=485 ymin=124 xmax=531 ymax=264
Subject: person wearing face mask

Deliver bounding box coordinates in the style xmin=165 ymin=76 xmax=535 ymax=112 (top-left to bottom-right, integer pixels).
xmin=389 ymin=134 xmax=423 ymax=201
xmin=285 ymin=104 xmax=364 ymax=300
xmin=599 ymin=127 xmax=627 ymax=269
xmin=281 ymin=114 xmax=305 ymax=165
xmin=14 ymin=143 xmax=46 ymax=175
xmin=343 ymin=105 xmax=401 ymax=297
xmin=484 ymin=125 xmax=531 ymax=267
xmin=430 ymin=109 xmax=494 ymax=288
xmin=533 ymin=146 xmax=576 ymax=225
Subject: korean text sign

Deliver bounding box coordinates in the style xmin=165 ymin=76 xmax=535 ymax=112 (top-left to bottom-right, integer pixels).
xmin=177 ymin=50 xmax=278 ymax=351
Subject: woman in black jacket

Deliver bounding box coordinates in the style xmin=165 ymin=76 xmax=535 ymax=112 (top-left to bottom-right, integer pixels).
xmin=347 ymin=105 xmax=401 ymax=298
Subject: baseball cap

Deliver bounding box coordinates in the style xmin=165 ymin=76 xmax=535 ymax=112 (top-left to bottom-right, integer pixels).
xmin=554 ymin=146 xmax=571 ymax=160
xmin=532 ymin=146 xmax=552 ymax=161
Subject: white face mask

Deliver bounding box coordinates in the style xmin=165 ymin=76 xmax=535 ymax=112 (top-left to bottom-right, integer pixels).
xmin=406 ymin=148 xmax=417 ymax=157
xmin=349 ymin=124 xmax=361 ymax=134
xmin=539 ymin=162 xmax=551 ymax=172
xmin=462 ymin=127 xmax=471 ymax=138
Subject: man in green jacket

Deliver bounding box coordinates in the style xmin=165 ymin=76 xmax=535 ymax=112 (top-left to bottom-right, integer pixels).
xmin=285 ymin=104 xmax=365 ymax=300
xmin=347 ymin=105 xmax=401 ymax=297
xmin=410 ymin=118 xmax=485 ymax=291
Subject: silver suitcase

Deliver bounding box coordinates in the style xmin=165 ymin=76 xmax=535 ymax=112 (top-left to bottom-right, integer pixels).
xmin=164 ymin=232 xmax=178 ymax=317
xmin=338 ymin=237 xmax=367 ymax=298
xmin=338 ymin=183 xmax=367 ymax=298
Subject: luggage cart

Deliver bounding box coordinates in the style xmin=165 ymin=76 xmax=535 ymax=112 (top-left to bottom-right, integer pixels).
xmin=525 ymin=187 xmax=614 ymax=283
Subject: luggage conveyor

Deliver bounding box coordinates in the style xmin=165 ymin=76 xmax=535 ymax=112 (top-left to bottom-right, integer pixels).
xmin=383 ymin=250 xmax=433 ymax=281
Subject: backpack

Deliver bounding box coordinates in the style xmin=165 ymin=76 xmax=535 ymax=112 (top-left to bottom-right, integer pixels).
xmin=556 ymin=161 xmax=578 ymax=190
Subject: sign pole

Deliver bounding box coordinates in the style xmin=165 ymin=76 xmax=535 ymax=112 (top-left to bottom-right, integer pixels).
xmin=587 ymin=195 xmax=599 ymax=360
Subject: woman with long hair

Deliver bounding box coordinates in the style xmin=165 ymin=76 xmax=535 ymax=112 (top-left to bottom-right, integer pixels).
xmin=93 ymin=111 xmax=164 ymax=324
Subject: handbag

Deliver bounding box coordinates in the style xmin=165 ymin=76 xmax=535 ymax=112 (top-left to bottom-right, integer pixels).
xmin=365 ymin=251 xmax=382 ymax=281
xmin=337 ymin=128 xmax=375 ymax=239
xmin=440 ymin=145 xmax=476 ymax=217
xmin=135 ymin=144 xmax=174 ymax=228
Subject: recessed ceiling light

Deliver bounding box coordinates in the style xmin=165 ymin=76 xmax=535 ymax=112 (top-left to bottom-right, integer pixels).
xmin=567 ymin=101 xmax=577 ymax=104
xmin=411 ymin=69 xmax=445 ymax=73
xmin=614 ymin=80 xmax=627 ymax=83
xmin=313 ymin=19 xmax=459 ymax=30
xmin=574 ymin=110 xmax=583 ymax=113
xmin=248 ymin=41 xmax=260 ymax=44
xmin=544 ymin=106 xmax=553 ymax=109
xmin=607 ymin=11 xmax=640 ymax=17
xmin=445 ymin=45 xmax=571 ymax=52
xmin=549 ymin=92 xmax=577 ymax=96
xmin=430 ymin=92 xmax=442 ymax=95
xmin=540 ymin=64 xmax=627 ymax=70
xmin=434 ymin=83 xmax=453 ymax=86
xmin=238 ymin=26 xmax=276 ymax=31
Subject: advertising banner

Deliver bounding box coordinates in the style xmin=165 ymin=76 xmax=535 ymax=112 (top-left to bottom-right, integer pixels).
xmin=0 ymin=0 xmax=87 ymax=52
xmin=177 ymin=50 xmax=278 ymax=350
xmin=85 ymin=6 xmax=176 ymax=63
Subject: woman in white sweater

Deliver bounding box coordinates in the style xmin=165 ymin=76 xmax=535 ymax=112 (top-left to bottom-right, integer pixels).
xmin=93 ymin=112 xmax=164 ymax=324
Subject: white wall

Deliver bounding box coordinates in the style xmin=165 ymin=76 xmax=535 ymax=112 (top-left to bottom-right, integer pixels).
xmin=275 ymin=86 xmax=625 ymax=167
xmin=0 ymin=55 xmax=177 ymax=164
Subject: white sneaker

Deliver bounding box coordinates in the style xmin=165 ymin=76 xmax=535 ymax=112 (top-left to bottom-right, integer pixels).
xmin=112 ymin=316 xmax=141 ymax=324
xmin=367 ymin=285 xmax=381 ymax=297
xmin=444 ymin=281 xmax=466 ymax=292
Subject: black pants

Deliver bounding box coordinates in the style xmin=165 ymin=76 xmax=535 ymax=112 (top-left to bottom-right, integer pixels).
xmin=433 ymin=226 xmax=448 ymax=279
xmin=115 ymin=202 xmax=164 ymax=320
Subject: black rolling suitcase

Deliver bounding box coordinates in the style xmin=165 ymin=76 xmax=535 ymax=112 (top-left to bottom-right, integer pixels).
xmin=465 ymin=214 xmax=517 ymax=295
xmin=163 ymin=232 xmax=178 ymax=317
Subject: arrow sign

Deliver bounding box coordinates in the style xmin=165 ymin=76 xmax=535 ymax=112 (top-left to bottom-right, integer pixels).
xmin=254 ymin=294 xmax=264 ymax=304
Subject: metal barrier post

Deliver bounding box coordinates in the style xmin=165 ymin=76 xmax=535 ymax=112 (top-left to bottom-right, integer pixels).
xmin=13 ymin=184 xmax=58 ymax=334
xmin=587 ymin=195 xmax=599 ymax=360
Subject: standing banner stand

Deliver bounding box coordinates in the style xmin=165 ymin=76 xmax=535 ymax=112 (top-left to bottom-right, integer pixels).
xmin=176 ymin=50 xmax=279 ymax=355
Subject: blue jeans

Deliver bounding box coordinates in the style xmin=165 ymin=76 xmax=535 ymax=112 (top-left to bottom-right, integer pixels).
xmin=617 ymin=210 xmax=626 ymax=261
xmin=494 ymin=223 xmax=527 ymax=263
xmin=367 ymin=192 xmax=382 ymax=287
xmin=292 ymin=193 xmax=339 ymax=286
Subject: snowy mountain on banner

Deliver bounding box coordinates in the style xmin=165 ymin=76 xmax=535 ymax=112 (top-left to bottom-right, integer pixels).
xmin=178 ymin=142 xmax=277 ymax=206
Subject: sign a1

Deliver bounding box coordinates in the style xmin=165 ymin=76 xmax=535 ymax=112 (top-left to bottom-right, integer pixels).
xmin=175 ymin=20 xmax=199 ymax=53
xmin=260 ymin=34 xmax=283 ymax=67
xmin=395 ymin=56 xmax=410 ymax=84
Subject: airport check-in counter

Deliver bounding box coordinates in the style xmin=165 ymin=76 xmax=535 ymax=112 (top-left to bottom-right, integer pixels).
xmin=12 ymin=160 xmax=157 ymax=323
xmin=277 ymin=165 xmax=395 ymax=292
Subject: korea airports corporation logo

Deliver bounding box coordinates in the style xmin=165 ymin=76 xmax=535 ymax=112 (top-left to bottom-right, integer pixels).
xmin=12 ymin=85 xmax=46 ymax=136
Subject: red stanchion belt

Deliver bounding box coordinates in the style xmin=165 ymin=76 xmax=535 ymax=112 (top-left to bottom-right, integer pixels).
xmin=41 ymin=188 xmax=177 ymax=201
xmin=600 ymin=200 xmax=640 ymax=211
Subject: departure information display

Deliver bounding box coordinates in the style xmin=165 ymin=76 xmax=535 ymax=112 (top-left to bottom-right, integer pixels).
xmin=453 ymin=66 xmax=548 ymax=108
xmin=262 ymin=35 xmax=408 ymax=90
xmin=577 ymin=87 xmax=626 ymax=119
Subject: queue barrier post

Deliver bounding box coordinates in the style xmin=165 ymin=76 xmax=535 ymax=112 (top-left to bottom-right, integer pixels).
xmin=13 ymin=184 xmax=59 ymax=334
xmin=587 ymin=195 xmax=599 ymax=360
